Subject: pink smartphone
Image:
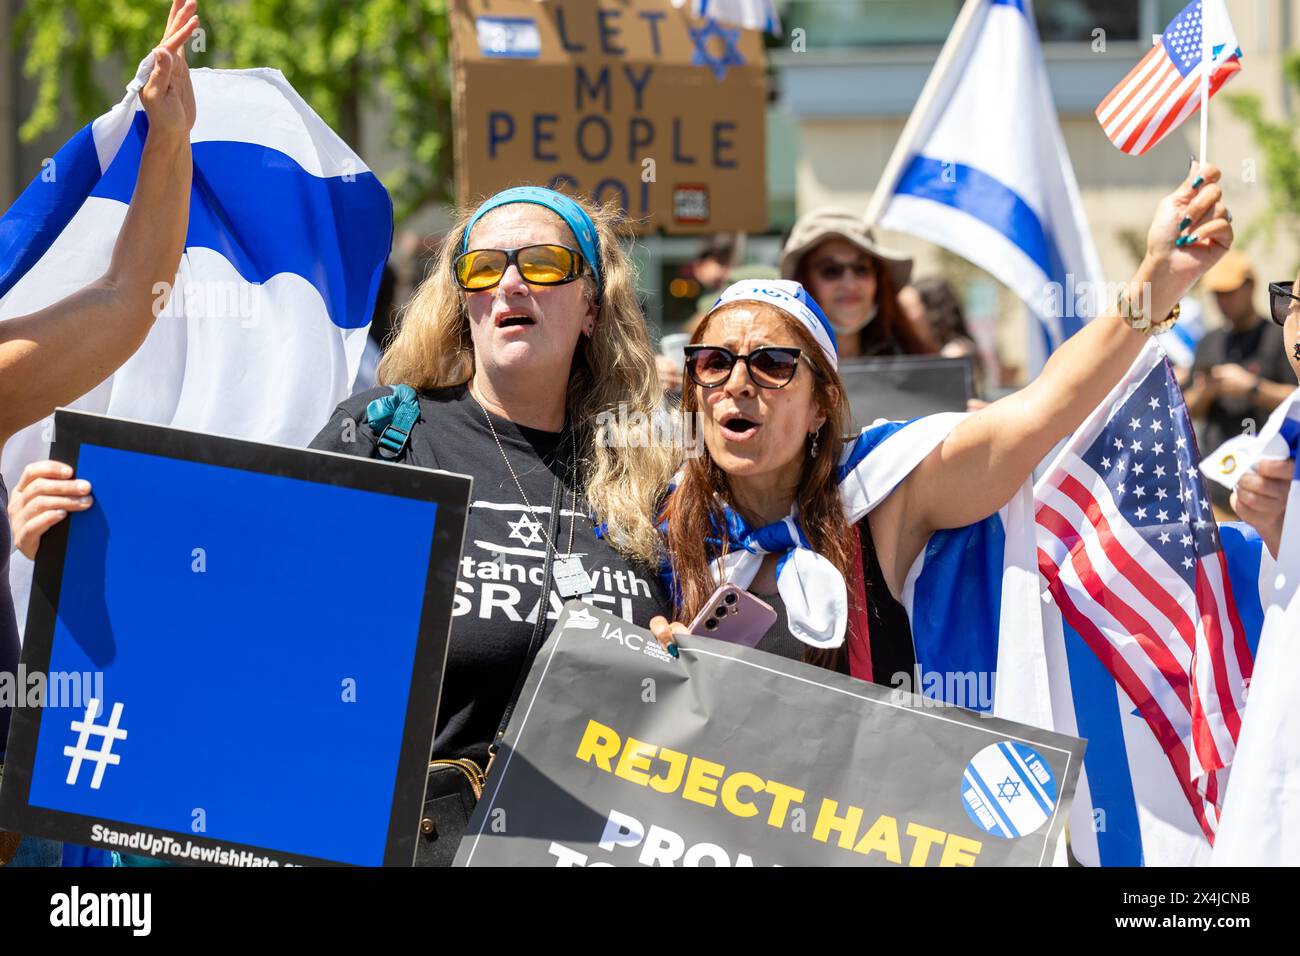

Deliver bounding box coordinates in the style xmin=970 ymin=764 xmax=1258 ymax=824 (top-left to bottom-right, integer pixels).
xmin=687 ymin=583 xmax=777 ymax=647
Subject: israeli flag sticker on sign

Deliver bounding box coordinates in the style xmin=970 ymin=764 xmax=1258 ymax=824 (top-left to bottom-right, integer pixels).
xmin=476 ymin=17 xmax=541 ymax=59
xmin=960 ymin=741 xmax=1058 ymax=839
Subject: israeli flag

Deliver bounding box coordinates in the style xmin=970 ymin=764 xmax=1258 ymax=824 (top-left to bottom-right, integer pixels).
xmin=673 ymin=0 xmax=781 ymax=34
xmin=1214 ymin=397 xmax=1300 ymax=865
xmin=0 ymin=57 xmax=392 ymax=632
xmin=866 ymin=0 xmax=1103 ymax=371
xmin=1043 ymin=520 xmax=1268 ymax=866
xmin=840 ymin=414 xmax=1053 ymax=731
xmin=1156 ymin=297 xmax=1206 ymax=370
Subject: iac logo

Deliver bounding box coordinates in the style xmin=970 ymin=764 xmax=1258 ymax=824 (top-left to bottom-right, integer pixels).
xmin=599 ymin=622 xmax=675 ymax=663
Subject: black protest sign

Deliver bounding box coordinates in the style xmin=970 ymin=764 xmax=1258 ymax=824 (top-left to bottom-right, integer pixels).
xmin=841 ymin=354 xmax=977 ymax=430
xmin=457 ymin=603 xmax=1083 ymax=867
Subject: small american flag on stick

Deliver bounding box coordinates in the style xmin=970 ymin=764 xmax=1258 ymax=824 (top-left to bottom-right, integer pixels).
xmin=1096 ymin=0 xmax=1242 ymax=157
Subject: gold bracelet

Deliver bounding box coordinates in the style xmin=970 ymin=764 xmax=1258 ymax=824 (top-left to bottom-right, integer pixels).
xmin=1117 ymin=286 xmax=1180 ymax=335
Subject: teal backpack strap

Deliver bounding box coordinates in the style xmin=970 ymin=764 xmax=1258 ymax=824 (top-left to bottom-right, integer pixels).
xmin=365 ymin=384 xmax=420 ymax=460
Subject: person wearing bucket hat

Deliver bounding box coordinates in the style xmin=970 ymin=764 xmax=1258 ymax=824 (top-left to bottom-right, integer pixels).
xmin=651 ymin=166 xmax=1237 ymax=681
xmin=781 ymin=208 xmax=936 ymax=359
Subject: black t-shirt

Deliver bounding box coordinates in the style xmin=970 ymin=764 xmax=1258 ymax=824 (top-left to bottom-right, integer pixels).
xmin=0 ymin=477 xmax=18 ymax=762
xmin=1192 ymin=320 xmax=1292 ymax=453
xmin=310 ymin=384 xmax=669 ymax=765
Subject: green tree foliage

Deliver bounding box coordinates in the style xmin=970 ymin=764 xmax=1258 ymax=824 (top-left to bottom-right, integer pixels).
xmin=1225 ymin=52 xmax=1300 ymax=255
xmin=15 ymin=0 xmax=454 ymax=221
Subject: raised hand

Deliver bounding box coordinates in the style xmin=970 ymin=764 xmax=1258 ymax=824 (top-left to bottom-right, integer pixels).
xmin=140 ymin=0 xmax=200 ymax=137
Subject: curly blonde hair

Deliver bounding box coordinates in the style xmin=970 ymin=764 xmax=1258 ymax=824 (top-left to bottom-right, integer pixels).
xmin=378 ymin=193 xmax=675 ymax=567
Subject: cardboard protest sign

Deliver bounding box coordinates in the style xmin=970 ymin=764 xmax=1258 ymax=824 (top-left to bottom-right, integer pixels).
xmin=457 ymin=603 xmax=1084 ymax=867
xmin=841 ymin=354 xmax=977 ymax=430
xmin=0 ymin=410 xmax=471 ymax=866
xmin=450 ymin=0 xmax=767 ymax=232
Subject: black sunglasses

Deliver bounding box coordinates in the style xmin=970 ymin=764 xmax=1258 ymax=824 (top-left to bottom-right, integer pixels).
xmin=684 ymin=345 xmax=814 ymax=390
xmin=453 ymin=244 xmax=588 ymax=291
xmin=812 ymin=259 xmax=874 ymax=283
xmin=1268 ymin=280 xmax=1300 ymax=327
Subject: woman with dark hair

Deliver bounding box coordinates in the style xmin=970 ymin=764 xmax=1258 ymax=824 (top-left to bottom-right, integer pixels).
xmin=781 ymin=208 xmax=937 ymax=358
xmin=651 ymin=167 xmax=1234 ymax=682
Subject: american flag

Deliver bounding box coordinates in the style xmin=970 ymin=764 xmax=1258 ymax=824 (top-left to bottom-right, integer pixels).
xmin=1036 ymin=347 xmax=1252 ymax=842
xmin=1096 ymin=0 xmax=1242 ymax=157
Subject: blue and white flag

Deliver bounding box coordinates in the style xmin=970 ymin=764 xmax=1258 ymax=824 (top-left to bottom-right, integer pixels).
xmin=1213 ymin=394 xmax=1300 ymax=865
xmin=841 ymin=415 xmax=1053 ymax=729
xmin=0 ymin=56 xmax=392 ymax=631
xmin=673 ymin=0 xmax=781 ymax=34
xmin=1034 ymin=343 xmax=1267 ymax=866
xmin=866 ymin=0 xmax=1103 ymax=370
xmin=1156 ymin=297 xmax=1206 ymax=369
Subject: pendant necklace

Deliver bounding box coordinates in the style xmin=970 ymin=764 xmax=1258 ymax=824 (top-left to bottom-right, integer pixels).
xmin=478 ymin=398 xmax=592 ymax=598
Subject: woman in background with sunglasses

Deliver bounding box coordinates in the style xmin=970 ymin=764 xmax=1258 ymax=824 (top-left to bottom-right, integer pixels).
xmin=651 ymin=167 xmax=1235 ymax=681
xmin=308 ymin=186 xmax=674 ymax=864
xmin=1230 ymin=273 xmax=1300 ymax=560
xmin=781 ymin=207 xmax=937 ymax=359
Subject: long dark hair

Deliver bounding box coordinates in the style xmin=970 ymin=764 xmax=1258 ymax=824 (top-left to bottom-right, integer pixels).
xmin=912 ymin=277 xmax=972 ymax=346
xmin=663 ymin=302 xmax=856 ymax=671
xmin=797 ymin=252 xmax=934 ymax=356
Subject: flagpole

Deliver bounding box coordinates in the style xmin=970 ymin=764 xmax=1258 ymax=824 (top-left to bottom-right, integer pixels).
xmin=1199 ymin=10 xmax=1210 ymax=164
xmin=863 ymin=0 xmax=985 ymax=227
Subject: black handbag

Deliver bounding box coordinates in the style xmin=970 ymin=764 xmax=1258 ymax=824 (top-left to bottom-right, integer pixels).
xmin=411 ymin=469 xmax=564 ymax=867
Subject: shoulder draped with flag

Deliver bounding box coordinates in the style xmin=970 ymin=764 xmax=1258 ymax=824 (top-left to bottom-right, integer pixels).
xmin=658 ymin=409 xmax=1052 ymax=730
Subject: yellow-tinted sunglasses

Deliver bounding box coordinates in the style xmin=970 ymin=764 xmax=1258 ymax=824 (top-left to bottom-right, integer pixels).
xmin=453 ymin=244 xmax=588 ymax=291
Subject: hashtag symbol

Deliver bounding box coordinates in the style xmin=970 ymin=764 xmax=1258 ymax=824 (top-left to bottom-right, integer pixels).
xmin=64 ymin=699 xmax=128 ymax=790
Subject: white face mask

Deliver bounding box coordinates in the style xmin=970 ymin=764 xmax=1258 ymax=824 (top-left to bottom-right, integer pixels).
xmin=828 ymin=301 xmax=878 ymax=335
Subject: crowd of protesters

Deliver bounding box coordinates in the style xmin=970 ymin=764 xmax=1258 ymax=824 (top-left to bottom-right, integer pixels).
xmin=1 ymin=1 xmax=1298 ymax=871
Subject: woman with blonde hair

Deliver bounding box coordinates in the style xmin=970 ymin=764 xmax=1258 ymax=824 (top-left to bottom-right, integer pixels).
xmin=308 ymin=186 xmax=675 ymax=863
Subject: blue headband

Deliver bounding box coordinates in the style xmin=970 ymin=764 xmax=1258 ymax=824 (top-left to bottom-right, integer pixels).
xmin=707 ymin=279 xmax=840 ymax=370
xmin=463 ymin=186 xmax=601 ymax=290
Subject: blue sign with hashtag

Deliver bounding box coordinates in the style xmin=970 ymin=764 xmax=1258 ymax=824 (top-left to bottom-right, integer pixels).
xmin=0 ymin=412 xmax=470 ymax=866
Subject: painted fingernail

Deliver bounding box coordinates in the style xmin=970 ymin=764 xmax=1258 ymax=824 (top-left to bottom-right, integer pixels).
xmin=1179 ymin=217 xmax=1192 ymax=230
xmin=1192 ymin=176 xmax=1205 ymax=189
xmin=667 ymin=643 xmax=679 ymax=658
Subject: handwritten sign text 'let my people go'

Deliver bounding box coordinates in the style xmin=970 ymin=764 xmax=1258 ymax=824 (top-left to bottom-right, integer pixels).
xmin=451 ymin=0 xmax=767 ymax=232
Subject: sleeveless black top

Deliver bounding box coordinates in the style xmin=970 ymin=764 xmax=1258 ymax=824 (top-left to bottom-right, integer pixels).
xmin=750 ymin=516 xmax=915 ymax=685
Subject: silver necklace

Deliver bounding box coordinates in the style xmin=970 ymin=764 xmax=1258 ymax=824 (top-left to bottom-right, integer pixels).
xmin=477 ymin=396 xmax=592 ymax=598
